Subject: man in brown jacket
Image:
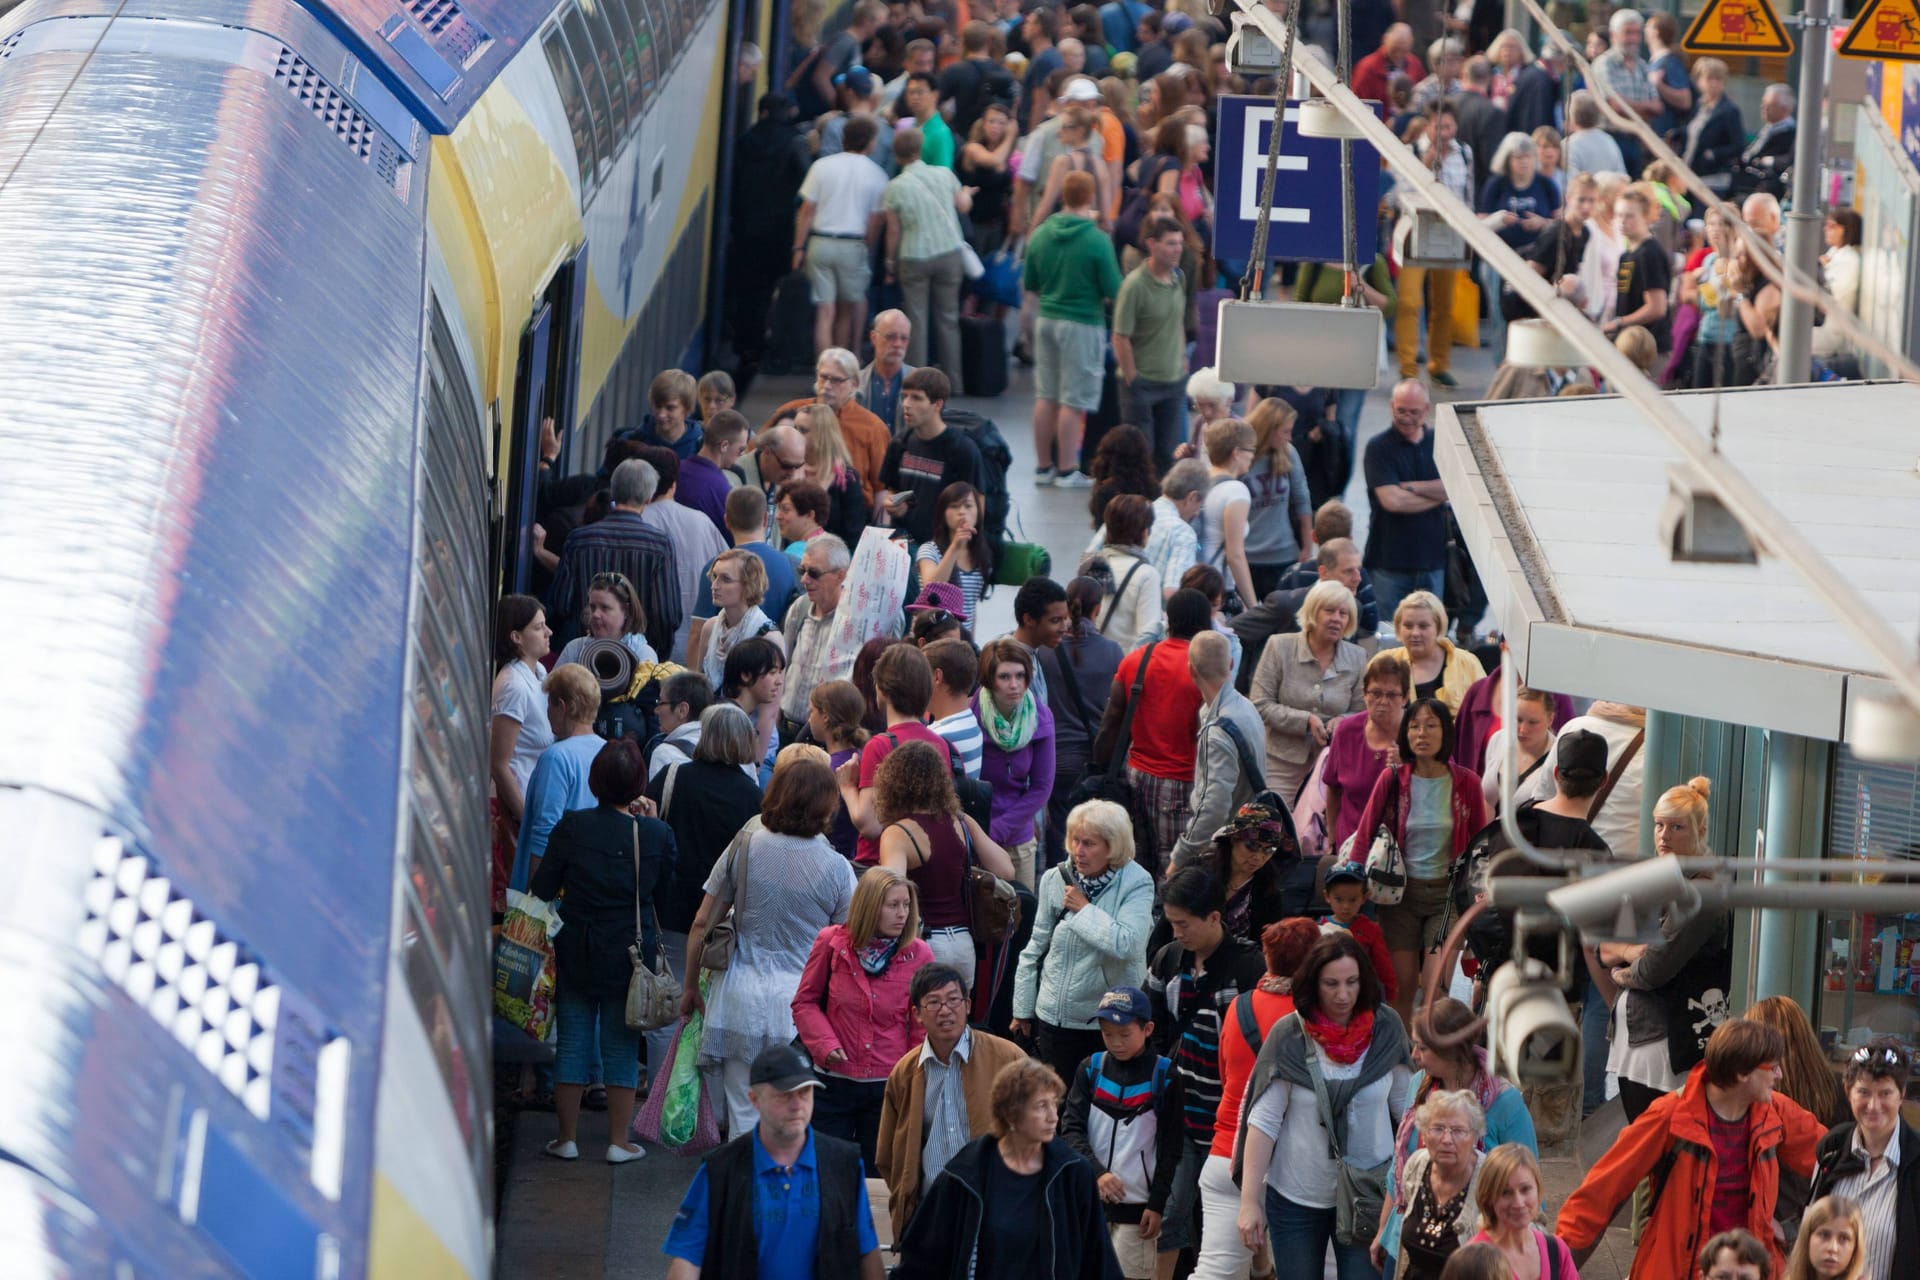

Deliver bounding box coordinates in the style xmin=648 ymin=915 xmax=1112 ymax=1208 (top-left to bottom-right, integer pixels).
xmin=874 ymin=962 xmax=1027 ymax=1239
xmin=762 ymin=346 xmax=890 ymax=502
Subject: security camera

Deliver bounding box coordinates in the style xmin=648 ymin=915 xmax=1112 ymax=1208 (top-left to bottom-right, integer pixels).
xmin=1484 ymin=958 xmax=1580 ymax=1085
xmin=1227 ymin=13 xmax=1284 ymax=75
xmin=1660 ymin=463 xmax=1760 ymax=565
xmin=1545 ymin=855 xmax=1697 ymax=945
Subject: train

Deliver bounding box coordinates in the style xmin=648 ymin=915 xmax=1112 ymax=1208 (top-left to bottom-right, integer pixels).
xmin=0 ymin=0 xmax=795 ymax=1270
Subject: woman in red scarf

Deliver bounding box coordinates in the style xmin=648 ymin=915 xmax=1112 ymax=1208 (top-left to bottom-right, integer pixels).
xmin=1232 ymin=932 xmax=1412 ymax=1280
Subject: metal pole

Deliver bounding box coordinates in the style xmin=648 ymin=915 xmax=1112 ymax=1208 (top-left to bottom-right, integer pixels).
xmin=1778 ymin=0 xmax=1831 ymax=383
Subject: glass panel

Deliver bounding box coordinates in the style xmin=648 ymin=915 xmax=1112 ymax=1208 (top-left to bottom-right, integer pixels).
xmin=1817 ymin=744 xmax=1920 ymax=1068
xmin=618 ymin=0 xmax=658 ymax=98
xmin=601 ymin=0 xmax=647 ymax=119
xmin=578 ymin=0 xmax=632 ymax=138
xmin=559 ymin=7 xmax=615 ymax=181
xmin=541 ymin=27 xmax=597 ymax=185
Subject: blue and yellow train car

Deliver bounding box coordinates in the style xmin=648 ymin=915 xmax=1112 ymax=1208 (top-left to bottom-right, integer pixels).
xmin=0 ymin=0 xmax=781 ymax=1271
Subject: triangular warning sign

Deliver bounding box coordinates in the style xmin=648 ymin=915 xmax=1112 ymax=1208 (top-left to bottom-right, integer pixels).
xmin=1839 ymin=0 xmax=1920 ymax=63
xmin=1682 ymin=0 xmax=1794 ymax=55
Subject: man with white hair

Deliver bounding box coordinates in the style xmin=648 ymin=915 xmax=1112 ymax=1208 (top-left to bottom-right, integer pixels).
xmin=1362 ymin=379 xmax=1448 ymax=624
xmin=855 ymin=309 xmax=915 ymax=434
xmin=779 ymin=534 xmax=900 ymax=737
xmin=547 ymin=457 xmax=681 ymax=657
xmin=1169 ymin=631 xmax=1268 ymax=868
xmin=1743 ymin=191 xmax=1784 ymax=250
xmin=763 ymin=348 xmax=891 ymax=500
xmin=1736 ymin=85 xmax=1796 ymax=201
xmin=1591 ymin=9 xmax=1660 ymax=123
xmin=1090 ymin=457 xmax=1210 ymax=599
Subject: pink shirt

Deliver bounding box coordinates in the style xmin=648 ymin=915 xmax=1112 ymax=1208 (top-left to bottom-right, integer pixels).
xmin=1465 ymin=1228 xmax=1580 ymax=1279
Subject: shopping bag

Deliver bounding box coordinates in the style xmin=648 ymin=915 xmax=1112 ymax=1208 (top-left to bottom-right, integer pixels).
xmin=826 ymin=527 xmax=912 ymax=658
xmin=1451 ymin=271 xmax=1480 ymax=349
xmin=972 ymin=246 xmax=1024 ymax=310
xmin=635 ymin=1004 xmax=723 ymax=1155
xmin=492 ymin=891 xmax=561 ymax=1041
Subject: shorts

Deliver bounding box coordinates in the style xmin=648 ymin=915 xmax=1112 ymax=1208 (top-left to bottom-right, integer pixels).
xmin=1377 ymin=875 xmax=1454 ymax=953
xmin=806 ymin=235 xmax=871 ymax=304
xmin=1035 ymin=315 xmax=1107 ymax=410
xmin=1110 ymin=1222 xmax=1157 ymax=1279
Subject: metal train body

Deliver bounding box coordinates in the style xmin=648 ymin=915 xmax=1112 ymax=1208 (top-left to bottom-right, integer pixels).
xmin=0 ymin=0 xmax=731 ymax=1270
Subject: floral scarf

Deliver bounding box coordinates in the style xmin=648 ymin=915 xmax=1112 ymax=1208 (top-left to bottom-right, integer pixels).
xmin=1303 ymin=1008 xmax=1375 ymax=1065
xmin=857 ymin=934 xmax=901 ymax=976
xmin=979 ymin=690 xmax=1038 ymax=753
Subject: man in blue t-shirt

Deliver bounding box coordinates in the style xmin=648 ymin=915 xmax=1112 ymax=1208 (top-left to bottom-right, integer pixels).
xmin=664 ymin=1046 xmax=884 ymax=1279
xmin=1362 ymin=379 xmax=1449 ymax=625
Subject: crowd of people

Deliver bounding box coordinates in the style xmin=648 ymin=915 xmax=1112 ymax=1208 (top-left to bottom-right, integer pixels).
xmin=489 ymin=3 xmax=1905 ymax=1278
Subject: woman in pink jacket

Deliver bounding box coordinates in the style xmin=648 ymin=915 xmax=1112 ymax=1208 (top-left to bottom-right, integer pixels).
xmin=792 ymin=866 xmax=933 ymax=1167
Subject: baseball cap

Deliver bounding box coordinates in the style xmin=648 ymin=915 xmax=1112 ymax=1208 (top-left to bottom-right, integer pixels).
xmin=1163 ymin=12 xmax=1194 ymax=34
xmin=906 ymin=580 xmax=969 ymax=620
xmin=1061 ymin=76 xmax=1101 ymax=102
xmin=1324 ymin=861 xmax=1368 ymax=890
xmin=749 ymin=1044 xmax=824 ymax=1092
xmin=1556 ymin=729 xmax=1609 ymax=783
xmin=1093 ymin=986 xmax=1153 ymax=1025
xmin=836 ymin=64 xmax=876 ymax=96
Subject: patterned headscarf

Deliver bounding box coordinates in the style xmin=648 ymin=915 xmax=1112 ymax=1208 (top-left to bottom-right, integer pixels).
xmin=1211 ymin=800 xmax=1297 ymax=856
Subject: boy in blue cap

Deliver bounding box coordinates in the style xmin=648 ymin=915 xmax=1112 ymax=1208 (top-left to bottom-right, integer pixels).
xmin=1060 ymin=986 xmax=1183 ymax=1280
xmin=1320 ymin=861 xmax=1396 ymax=1002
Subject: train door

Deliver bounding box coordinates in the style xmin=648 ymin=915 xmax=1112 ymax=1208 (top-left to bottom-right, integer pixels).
xmin=496 ymin=246 xmax=590 ymax=598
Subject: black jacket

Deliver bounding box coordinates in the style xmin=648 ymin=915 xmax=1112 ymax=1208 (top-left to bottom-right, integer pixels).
xmin=893 ymin=1135 xmax=1125 ymax=1279
xmin=649 ymin=759 xmax=763 ymax=934
xmin=731 ymin=117 xmax=811 ymax=240
xmin=529 ymin=804 xmax=673 ymax=996
xmin=1059 ymin=1049 xmax=1184 ymax=1221
xmin=1808 ymin=1120 xmax=1920 ymax=1276
xmin=1684 ymin=97 xmax=1746 ymax=178
xmin=1448 ymin=89 xmax=1507 ymax=197
xmin=1505 ymin=64 xmax=1560 ymax=138
xmin=698 ymin=1128 xmax=868 ymax=1280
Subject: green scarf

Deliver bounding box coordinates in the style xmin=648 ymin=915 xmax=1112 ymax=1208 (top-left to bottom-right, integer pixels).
xmin=978 ymin=691 xmax=1038 ymax=753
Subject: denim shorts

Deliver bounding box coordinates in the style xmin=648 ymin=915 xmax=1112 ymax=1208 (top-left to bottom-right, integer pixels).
xmin=554 ymin=982 xmax=641 ymax=1089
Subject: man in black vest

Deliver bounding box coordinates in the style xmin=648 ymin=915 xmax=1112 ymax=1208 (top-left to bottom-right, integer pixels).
xmin=663 ymin=1046 xmax=885 ymax=1279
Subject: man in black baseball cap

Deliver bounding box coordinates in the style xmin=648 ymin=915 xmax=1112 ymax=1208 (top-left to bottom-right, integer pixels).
xmin=663 ymin=1046 xmax=886 ymax=1278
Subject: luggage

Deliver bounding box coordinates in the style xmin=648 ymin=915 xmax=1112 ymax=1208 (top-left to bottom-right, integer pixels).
xmin=765 ymin=270 xmax=816 ymax=375
xmin=959 ymin=312 xmax=1009 ymax=398
xmin=944 ymin=407 xmax=1013 ymax=551
xmin=1192 ymin=286 xmax=1233 ymax=371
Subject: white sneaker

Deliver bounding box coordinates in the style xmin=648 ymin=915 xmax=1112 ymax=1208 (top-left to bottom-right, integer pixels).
xmin=1035 ymin=467 xmax=1057 ymax=487
xmin=1055 ymin=470 xmax=1093 ymax=489
xmin=544 ymin=1139 xmax=579 ymax=1161
xmin=606 ymin=1143 xmax=647 ymax=1164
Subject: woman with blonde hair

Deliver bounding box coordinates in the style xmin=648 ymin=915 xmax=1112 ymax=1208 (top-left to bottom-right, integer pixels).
xmin=1597 ymin=777 xmax=1731 ymax=1122
xmin=1784 ymin=1196 xmax=1867 ymax=1280
xmin=1243 ymin=397 xmax=1314 ymax=600
xmin=695 ymin=548 xmax=785 ymax=688
xmin=1465 ymin=1143 xmax=1579 ymax=1279
xmin=1486 ymin=30 xmax=1528 ymax=109
xmin=1394 ymin=591 xmax=1485 ymax=711
xmin=799 ymin=402 xmax=869 ymax=540
xmin=1372 ymin=1089 xmax=1488 ymax=1278
xmin=1250 ymin=579 xmax=1366 ymax=801
xmin=792 ymin=865 xmax=932 ymax=1166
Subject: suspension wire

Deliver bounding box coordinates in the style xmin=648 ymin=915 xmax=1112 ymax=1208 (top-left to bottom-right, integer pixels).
xmin=1336 ymin=0 xmax=1356 ymax=303
xmin=1239 ymin=0 xmax=1303 ymax=301
xmin=1517 ymin=0 xmax=1920 ymax=387
xmin=0 ymin=0 xmax=132 ymax=207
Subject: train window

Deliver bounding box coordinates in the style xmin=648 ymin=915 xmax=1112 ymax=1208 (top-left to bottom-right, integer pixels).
xmin=399 ymin=869 xmax=486 ymax=1169
xmin=599 ymin=0 xmax=647 ymax=121
xmin=577 ymin=0 xmax=631 ymax=138
xmin=558 ymin=7 xmax=615 ymax=182
xmin=616 ymin=0 xmax=657 ymax=102
xmin=540 ymin=27 xmax=597 ymax=185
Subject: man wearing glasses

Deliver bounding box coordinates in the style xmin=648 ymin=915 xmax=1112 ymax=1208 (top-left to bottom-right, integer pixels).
xmin=780 ymin=534 xmax=868 ymax=742
xmin=854 ymin=310 xmax=915 ymax=436
xmin=1362 ymin=379 xmax=1449 ymax=626
xmin=763 ymin=348 xmax=890 ymax=501
xmin=735 ymin=423 xmax=812 ymax=537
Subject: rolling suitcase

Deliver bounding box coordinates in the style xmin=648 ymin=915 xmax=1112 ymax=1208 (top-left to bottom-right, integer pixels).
xmin=959 ymin=313 xmax=1009 ymax=399
xmin=765 ymin=271 xmax=815 ymax=375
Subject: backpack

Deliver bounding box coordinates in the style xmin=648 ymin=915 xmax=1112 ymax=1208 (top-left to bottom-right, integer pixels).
xmin=1113 ymin=154 xmax=1180 ymax=254
xmin=884 ymin=730 xmax=994 ymax=832
xmin=593 ymin=660 xmax=686 ymax=773
xmin=943 ymin=408 xmax=1013 ymax=553
xmin=1085 ymin=1051 xmax=1173 ymax=1109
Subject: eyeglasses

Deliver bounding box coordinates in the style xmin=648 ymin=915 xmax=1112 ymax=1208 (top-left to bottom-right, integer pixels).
xmin=815 ymin=373 xmax=851 ymax=386
xmin=920 ymin=994 xmax=968 ymax=1012
xmin=1426 ymin=1124 xmax=1474 ymax=1140
xmin=1364 ymin=689 xmax=1406 ymax=703
xmin=801 ymin=565 xmax=841 ymax=580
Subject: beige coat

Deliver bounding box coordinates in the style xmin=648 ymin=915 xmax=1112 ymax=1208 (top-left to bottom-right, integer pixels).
xmin=874 ymin=1028 xmax=1028 ymax=1240
xmin=1250 ymin=631 xmax=1366 ymax=788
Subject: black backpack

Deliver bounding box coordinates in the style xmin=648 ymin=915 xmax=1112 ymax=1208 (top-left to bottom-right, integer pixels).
xmin=943 ymin=408 xmax=1013 ymax=553
xmin=593 ymin=660 xmax=685 ymax=773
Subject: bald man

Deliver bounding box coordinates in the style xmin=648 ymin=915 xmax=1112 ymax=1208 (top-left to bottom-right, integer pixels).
xmin=1352 ymin=24 xmax=1425 ymax=112
xmin=855 ymin=309 xmax=916 ymax=434
xmin=1363 ymin=379 xmax=1448 ymax=624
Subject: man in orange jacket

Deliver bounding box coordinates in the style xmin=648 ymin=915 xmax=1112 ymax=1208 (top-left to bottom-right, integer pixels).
xmin=1556 ymin=1018 xmax=1827 ymax=1280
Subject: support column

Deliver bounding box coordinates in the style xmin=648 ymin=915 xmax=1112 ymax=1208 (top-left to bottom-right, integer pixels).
xmin=1753 ymin=731 xmax=1829 ymax=1004
xmin=1778 ymin=0 xmax=1831 ymax=383
xmin=1640 ymin=710 xmax=1682 ymax=860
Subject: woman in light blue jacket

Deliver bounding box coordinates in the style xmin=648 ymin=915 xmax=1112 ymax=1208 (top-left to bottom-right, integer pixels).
xmin=1011 ymin=798 xmax=1156 ymax=1085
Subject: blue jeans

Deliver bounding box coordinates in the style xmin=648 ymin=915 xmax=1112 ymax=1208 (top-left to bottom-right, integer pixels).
xmin=1334 ymin=387 xmax=1367 ymax=495
xmin=1369 ymin=568 xmax=1445 ymax=634
xmin=1478 ymin=258 xmax=1509 ymax=364
xmin=1582 ymin=966 xmax=1612 ymax=1117
xmin=1122 ymin=376 xmax=1191 ymax=474
xmin=1158 ymin=1135 xmax=1207 ymax=1254
xmin=1265 ymin=1187 xmax=1379 ymax=1280
xmin=555 ymin=982 xmax=641 ymax=1089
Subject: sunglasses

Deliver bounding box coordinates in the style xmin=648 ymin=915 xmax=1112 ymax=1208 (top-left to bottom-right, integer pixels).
xmin=800 ymin=565 xmax=840 ymax=580
xmin=1852 ymin=1044 xmax=1911 ymax=1069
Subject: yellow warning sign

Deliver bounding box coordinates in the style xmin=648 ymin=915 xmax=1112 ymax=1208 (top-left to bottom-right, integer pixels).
xmin=1682 ymin=0 xmax=1795 ymax=55
xmin=1839 ymin=0 xmax=1920 ymax=62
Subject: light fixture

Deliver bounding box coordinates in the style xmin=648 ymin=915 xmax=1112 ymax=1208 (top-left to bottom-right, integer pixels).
xmin=1295 ymin=98 xmax=1368 ymax=140
xmin=1226 ymin=14 xmax=1284 ymax=76
xmin=1401 ymin=207 xmax=1471 ymax=269
xmin=1503 ymin=319 xmax=1586 ymax=368
xmin=1659 ymin=463 xmax=1761 ymax=565
xmin=1848 ymin=692 xmax=1920 ymax=762
xmin=1215 ymin=298 xmax=1383 ymax=389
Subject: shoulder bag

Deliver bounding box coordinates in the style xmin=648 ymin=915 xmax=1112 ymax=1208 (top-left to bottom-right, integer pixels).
xmin=1098 ymin=557 xmax=1148 ymax=637
xmin=626 ymin=821 xmax=683 ymax=1030
xmin=1585 ymin=729 xmax=1645 ymax=829
xmin=1069 ymin=641 xmax=1157 ymax=812
xmin=698 ymin=828 xmax=752 ymax=972
xmin=1363 ymin=769 xmax=1407 ymax=905
xmin=1303 ymin=1042 xmax=1392 ymax=1248
xmin=960 ymin=815 xmax=1020 ymax=945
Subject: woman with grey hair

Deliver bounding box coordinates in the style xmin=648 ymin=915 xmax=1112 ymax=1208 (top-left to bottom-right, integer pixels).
xmin=1373 ymin=1088 xmax=1488 ymax=1279
xmin=1183 ymin=369 xmax=1236 ymax=459
xmin=1477 ymin=131 xmax=1557 ymax=360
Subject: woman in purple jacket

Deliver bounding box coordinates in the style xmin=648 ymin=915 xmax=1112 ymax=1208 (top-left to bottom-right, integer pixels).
xmin=974 ymin=637 xmax=1057 ymax=893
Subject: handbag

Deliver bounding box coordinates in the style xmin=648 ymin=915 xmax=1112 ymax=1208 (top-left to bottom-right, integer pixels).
xmin=626 ymin=822 xmax=682 ymax=1031
xmin=698 ymin=828 xmax=752 ymax=971
xmin=961 ymin=817 xmax=1020 ymax=945
xmin=1303 ymin=1034 xmax=1391 ymax=1248
xmin=974 ymin=243 xmax=1024 ymax=310
xmin=1363 ymin=769 xmax=1407 ymax=905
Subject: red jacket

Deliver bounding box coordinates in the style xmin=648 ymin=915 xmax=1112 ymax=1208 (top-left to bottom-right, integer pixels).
xmin=1352 ymin=49 xmax=1426 ymax=113
xmin=792 ymin=925 xmax=931 ymax=1080
xmin=1556 ymin=1062 xmax=1827 ymax=1280
xmin=1350 ymin=762 xmax=1486 ymax=875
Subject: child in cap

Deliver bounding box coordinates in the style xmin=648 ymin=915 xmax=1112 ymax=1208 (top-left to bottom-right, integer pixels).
xmin=1320 ymin=862 xmax=1396 ymax=1001
xmin=1059 ymin=986 xmax=1183 ymax=1280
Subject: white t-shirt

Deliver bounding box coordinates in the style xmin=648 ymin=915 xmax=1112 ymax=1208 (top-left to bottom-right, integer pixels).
xmin=1247 ymin=1043 xmax=1410 ymax=1208
xmin=799 ymin=151 xmax=890 ymax=237
xmin=1200 ymin=477 xmax=1251 ymax=577
xmin=491 ymin=661 xmax=554 ymax=797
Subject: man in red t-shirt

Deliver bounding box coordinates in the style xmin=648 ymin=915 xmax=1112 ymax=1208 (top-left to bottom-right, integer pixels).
xmin=1091 ymin=589 xmax=1212 ymax=876
xmin=1352 ymin=24 xmax=1426 ymax=115
xmin=837 ymin=643 xmax=951 ymax=864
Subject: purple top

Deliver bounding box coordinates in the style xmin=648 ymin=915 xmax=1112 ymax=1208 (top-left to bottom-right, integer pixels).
xmin=1324 ymin=711 xmax=1395 ymax=853
xmin=828 ymin=747 xmax=861 ymax=861
xmin=973 ymin=694 xmax=1056 ymax=848
xmin=675 ymin=453 xmax=734 ymax=541
xmin=1453 ymin=666 xmax=1578 ymax=775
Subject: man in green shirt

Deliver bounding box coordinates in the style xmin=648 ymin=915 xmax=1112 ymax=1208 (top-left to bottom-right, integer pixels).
xmin=1022 ymin=169 xmax=1122 ymax=488
xmin=901 ymin=72 xmax=955 ymax=170
xmin=1113 ymin=215 xmax=1191 ymax=473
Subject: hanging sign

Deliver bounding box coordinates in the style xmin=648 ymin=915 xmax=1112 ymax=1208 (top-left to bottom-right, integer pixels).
xmin=1212 ymin=96 xmax=1380 ymax=265
xmin=1682 ymin=0 xmax=1794 ymax=55
xmin=1838 ymin=0 xmax=1920 ymax=62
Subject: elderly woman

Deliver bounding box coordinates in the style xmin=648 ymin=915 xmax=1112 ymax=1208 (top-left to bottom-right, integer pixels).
xmin=553 ymin=571 xmax=657 ymax=668
xmin=491 ymin=594 xmax=554 ymax=910
xmin=792 ymin=866 xmax=932 ymax=1167
xmin=530 ymin=740 xmax=672 ymax=1164
xmin=1379 ymin=999 xmax=1537 ymax=1271
xmin=1185 ymin=368 xmax=1236 ymax=456
xmin=682 ymin=758 xmax=857 ymax=1135
xmin=1596 ymin=777 xmax=1731 ymax=1123
xmin=1091 ymin=494 xmax=1165 ymax=652
xmin=1251 ymin=580 xmax=1367 ymax=802
xmin=1012 ymin=799 xmax=1156 ymax=1084
xmin=1477 ymin=132 xmax=1558 ymax=361
xmin=974 ymin=637 xmax=1057 ymax=890
xmin=1235 ymin=932 xmax=1412 ymax=1280
xmin=513 ymin=663 xmax=607 ymax=891
xmin=895 ymin=1059 xmax=1121 ymax=1278
xmin=877 ymin=741 xmax=1017 ymax=986
xmin=1353 ymin=698 xmax=1487 ymax=1025
xmin=695 ymin=549 xmax=785 ymax=689
xmin=1479 ymin=687 xmax=1556 ymax=817
xmin=1372 ymin=1089 xmax=1487 ymax=1279
xmin=1324 ymin=649 xmax=1412 ymax=855
xmin=1465 ymin=1144 xmax=1581 ymax=1280
xmin=1243 ymin=397 xmax=1314 ymax=600
xmin=1394 ymin=591 xmax=1484 ymax=711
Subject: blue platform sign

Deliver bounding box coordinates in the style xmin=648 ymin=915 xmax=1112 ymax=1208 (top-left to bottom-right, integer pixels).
xmin=1213 ymin=96 xmax=1381 ymax=265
